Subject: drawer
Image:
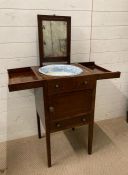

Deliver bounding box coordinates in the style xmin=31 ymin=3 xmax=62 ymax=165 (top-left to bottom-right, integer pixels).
xmin=47 ymin=77 xmax=95 ymax=95
xmin=50 ymin=114 xmax=90 ymax=132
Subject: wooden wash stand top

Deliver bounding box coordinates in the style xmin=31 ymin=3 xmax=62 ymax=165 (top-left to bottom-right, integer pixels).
xmin=8 ymin=15 xmax=120 ymax=167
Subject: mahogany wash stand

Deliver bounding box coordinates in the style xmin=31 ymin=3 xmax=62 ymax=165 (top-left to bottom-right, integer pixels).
xmin=8 ymin=15 xmax=120 ymax=167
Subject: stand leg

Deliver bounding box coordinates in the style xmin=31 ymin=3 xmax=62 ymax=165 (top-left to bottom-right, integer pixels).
xmin=88 ymin=122 xmax=94 ymax=154
xmin=46 ymin=131 xmax=51 ymax=167
xmin=37 ymin=112 xmax=42 ymax=139
xmin=127 ymin=111 xmax=128 ymax=123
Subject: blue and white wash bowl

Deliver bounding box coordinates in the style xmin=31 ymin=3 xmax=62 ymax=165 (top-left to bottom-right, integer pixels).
xmin=39 ymin=64 xmax=83 ymax=76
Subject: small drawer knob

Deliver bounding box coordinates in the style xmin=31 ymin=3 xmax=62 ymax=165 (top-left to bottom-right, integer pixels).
xmin=84 ymin=81 xmax=88 ymax=85
xmin=49 ymin=106 xmax=54 ymax=112
xmin=56 ymin=123 xmax=61 ymax=128
xmin=55 ymin=84 xmax=59 ymax=88
xmin=43 ymin=41 xmax=46 ymax=45
xmin=82 ymin=118 xmax=86 ymax=122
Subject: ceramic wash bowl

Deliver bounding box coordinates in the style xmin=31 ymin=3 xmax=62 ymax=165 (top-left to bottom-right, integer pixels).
xmin=39 ymin=64 xmax=83 ymax=76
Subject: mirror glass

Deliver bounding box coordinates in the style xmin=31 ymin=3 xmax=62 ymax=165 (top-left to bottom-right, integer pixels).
xmin=42 ymin=21 xmax=67 ymax=57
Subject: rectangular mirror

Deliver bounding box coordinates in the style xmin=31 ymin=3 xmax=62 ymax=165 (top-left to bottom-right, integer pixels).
xmin=43 ymin=21 xmax=67 ymax=57
xmin=37 ymin=15 xmax=71 ymax=66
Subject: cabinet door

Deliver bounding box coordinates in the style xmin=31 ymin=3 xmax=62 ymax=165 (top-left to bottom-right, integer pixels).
xmin=48 ymin=90 xmax=93 ymax=121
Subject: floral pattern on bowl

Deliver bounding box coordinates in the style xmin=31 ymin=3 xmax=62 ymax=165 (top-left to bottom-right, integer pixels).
xmin=39 ymin=64 xmax=83 ymax=76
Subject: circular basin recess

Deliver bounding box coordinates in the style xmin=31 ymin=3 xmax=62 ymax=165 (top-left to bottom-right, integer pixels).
xmin=38 ymin=64 xmax=83 ymax=76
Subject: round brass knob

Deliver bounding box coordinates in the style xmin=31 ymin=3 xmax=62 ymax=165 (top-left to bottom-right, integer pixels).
xmin=56 ymin=123 xmax=61 ymax=128
xmin=55 ymin=84 xmax=59 ymax=88
xmin=84 ymin=81 xmax=88 ymax=85
xmin=49 ymin=106 xmax=54 ymax=112
xmin=82 ymin=118 xmax=86 ymax=122
xmin=43 ymin=41 xmax=46 ymax=45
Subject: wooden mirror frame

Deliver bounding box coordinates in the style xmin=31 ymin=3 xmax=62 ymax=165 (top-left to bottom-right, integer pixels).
xmin=37 ymin=15 xmax=71 ymax=66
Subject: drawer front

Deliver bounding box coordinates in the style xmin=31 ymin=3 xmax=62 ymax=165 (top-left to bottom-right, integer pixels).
xmin=48 ymin=90 xmax=93 ymax=121
xmin=47 ymin=77 xmax=95 ymax=95
xmin=50 ymin=115 xmax=90 ymax=132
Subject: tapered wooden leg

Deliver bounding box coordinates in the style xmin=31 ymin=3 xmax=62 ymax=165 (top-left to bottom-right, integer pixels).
xmin=37 ymin=112 xmax=42 ymax=139
xmin=88 ymin=122 xmax=94 ymax=154
xmin=46 ymin=131 xmax=51 ymax=167
xmin=127 ymin=111 xmax=128 ymax=123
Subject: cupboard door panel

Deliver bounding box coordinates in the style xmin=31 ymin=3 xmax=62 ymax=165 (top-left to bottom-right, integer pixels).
xmin=48 ymin=90 xmax=93 ymax=121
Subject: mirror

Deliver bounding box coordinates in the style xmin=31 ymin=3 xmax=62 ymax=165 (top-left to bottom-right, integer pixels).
xmin=38 ymin=15 xmax=71 ymax=66
xmin=43 ymin=21 xmax=67 ymax=57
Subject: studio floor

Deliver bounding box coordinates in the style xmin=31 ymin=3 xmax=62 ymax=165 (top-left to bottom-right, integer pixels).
xmin=0 ymin=117 xmax=128 ymax=175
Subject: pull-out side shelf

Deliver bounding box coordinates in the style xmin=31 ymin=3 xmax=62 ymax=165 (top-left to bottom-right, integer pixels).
xmin=78 ymin=62 xmax=120 ymax=80
xmin=8 ymin=67 xmax=43 ymax=91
